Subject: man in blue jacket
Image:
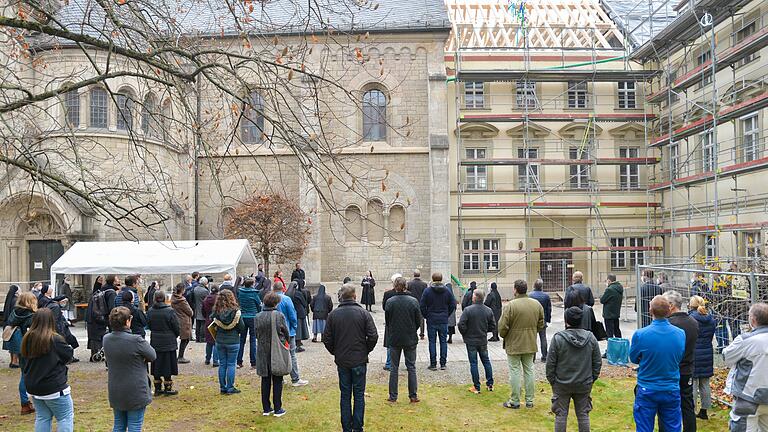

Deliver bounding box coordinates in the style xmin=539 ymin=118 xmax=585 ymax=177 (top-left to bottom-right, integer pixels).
xmin=420 ymin=272 xmax=457 ymax=371
xmin=630 ymin=295 xmax=686 ymax=432
xmin=272 ymin=282 xmax=308 ymax=387
xmin=237 ymin=278 xmax=262 ymax=368
xmin=529 ymin=279 xmax=552 ymax=362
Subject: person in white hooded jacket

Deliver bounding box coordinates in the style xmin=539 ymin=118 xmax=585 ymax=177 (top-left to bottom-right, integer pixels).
xmin=723 ymin=302 xmax=768 ymax=432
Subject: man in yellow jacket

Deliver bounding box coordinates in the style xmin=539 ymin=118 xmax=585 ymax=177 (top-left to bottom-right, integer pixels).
xmin=498 ymin=279 xmax=545 ymax=409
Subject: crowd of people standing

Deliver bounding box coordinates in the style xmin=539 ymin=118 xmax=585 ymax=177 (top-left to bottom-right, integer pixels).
xmin=2 ymin=263 xmax=767 ymax=432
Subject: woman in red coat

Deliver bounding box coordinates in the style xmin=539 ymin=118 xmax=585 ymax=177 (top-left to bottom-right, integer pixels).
xmin=273 ymin=271 xmax=286 ymax=290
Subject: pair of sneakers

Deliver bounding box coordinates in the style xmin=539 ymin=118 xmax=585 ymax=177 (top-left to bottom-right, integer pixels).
xmin=503 ymin=401 xmax=534 ymax=409
xmin=468 ymin=385 xmax=493 ymax=394
xmin=262 ymin=409 xmax=287 ymax=417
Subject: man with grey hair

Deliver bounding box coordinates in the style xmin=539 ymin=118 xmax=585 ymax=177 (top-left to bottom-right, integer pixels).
xmin=663 ymin=290 xmax=699 ymax=432
xmin=192 ymin=277 xmax=210 ymax=343
xmin=723 ymin=302 xmax=768 ymax=432
xmin=324 ymin=284 xmax=379 ymax=432
xmin=458 ymin=288 xmax=495 ymax=394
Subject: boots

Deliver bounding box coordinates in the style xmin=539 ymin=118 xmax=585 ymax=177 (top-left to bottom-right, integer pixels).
xmin=163 ymin=380 xmax=178 ymax=396
xmin=20 ymin=402 xmax=35 ymax=415
xmin=154 ymin=379 xmax=164 ymax=396
xmin=697 ymin=409 xmax=709 ymax=420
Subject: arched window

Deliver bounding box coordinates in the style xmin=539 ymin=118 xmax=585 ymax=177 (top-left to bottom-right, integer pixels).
xmin=116 ymin=91 xmax=134 ymax=131
xmin=362 ymin=88 xmax=386 ymax=141
xmin=389 ymin=205 xmax=406 ymax=241
xmin=64 ymin=89 xmax=80 ymax=128
xmin=90 ymin=87 xmax=108 ymax=128
xmin=241 ymin=91 xmax=265 ymax=143
xmin=345 ymin=206 xmax=363 ymax=241
xmin=161 ymin=99 xmax=172 ymax=144
xmin=366 ymin=199 xmax=384 ymax=242
xmin=141 ymin=94 xmax=157 ymax=137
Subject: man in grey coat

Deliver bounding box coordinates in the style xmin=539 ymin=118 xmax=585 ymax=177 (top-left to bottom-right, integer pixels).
xmin=103 ymin=306 xmax=157 ymax=430
xmin=546 ymin=306 xmax=602 ymax=432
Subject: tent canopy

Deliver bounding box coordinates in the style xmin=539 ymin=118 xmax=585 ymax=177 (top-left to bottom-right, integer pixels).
xmin=50 ymin=240 xmax=257 ymax=284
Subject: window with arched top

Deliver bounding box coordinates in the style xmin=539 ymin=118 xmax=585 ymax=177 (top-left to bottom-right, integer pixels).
xmin=389 ymin=205 xmax=406 ymax=242
xmin=241 ymin=91 xmax=265 ymax=143
xmin=161 ymin=99 xmax=172 ymax=144
xmin=116 ymin=91 xmax=134 ymax=131
xmin=64 ymin=89 xmax=80 ymax=128
xmin=362 ymin=88 xmax=387 ymax=141
xmin=345 ymin=206 xmax=363 ymax=241
xmin=366 ymin=199 xmax=385 ymax=242
xmin=90 ymin=87 xmax=108 ymax=128
xmin=141 ymin=94 xmax=158 ymax=137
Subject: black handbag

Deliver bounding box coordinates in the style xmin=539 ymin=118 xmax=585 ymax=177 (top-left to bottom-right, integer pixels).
xmin=592 ymin=321 xmax=608 ymax=341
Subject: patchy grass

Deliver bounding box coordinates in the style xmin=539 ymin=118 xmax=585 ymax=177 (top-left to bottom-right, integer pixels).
xmin=0 ymin=369 xmax=729 ymax=431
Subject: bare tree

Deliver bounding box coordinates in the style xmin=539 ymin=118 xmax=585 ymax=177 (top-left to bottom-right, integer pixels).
xmin=0 ymin=0 xmax=429 ymax=241
xmin=224 ymin=193 xmax=309 ymax=273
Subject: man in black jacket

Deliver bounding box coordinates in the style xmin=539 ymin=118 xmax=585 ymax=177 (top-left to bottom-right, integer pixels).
xmin=564 ymin=271 xmax=594 ymax=309
xmin=384 ymin=277 xmax=422 ymax=403
xmin=662 ymin=290 xmax=699 ymax=432
xmin=406 ymin=270 xmax=428 ymax=340
xmin=291 ymin=262 xmax=306 ymax=286
xmin=458 ymin=289 xmax=495 ymax=394
xmin=529 ymin=279 xmax=552 ymax=362
xmin=461 ymin=281 xmax=477 ymax=310
xmin=324 ymin=284 xmax=378 ymax=432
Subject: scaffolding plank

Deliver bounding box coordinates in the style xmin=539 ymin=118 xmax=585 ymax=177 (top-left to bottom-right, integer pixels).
xmin=456 ymin=69 xmax=660 ymax=82
xmin=461 ymin=201 xmax=660 ymax=209
xmin=459 ymin=157 xmax=660 ymax=166
xmin=649 ymin=155 xmax=768 ymax=191
xmin=461 ymin=113 xmax=655 ymax=122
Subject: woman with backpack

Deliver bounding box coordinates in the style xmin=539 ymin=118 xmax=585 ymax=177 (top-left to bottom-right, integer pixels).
xmin=255 ymin=291 xmax=290 ymax=417
xmin=7 ymin=292 xmax=37 ymax=415
xmin=689 ymin=295 xmax=717 ymax=420
xmin=86 ymin=284 xmax=116 ymax=362
xmin=21 ymin=308 xmax=75 ymax=431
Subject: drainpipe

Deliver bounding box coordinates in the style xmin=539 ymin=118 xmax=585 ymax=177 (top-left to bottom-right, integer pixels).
xmin=194 ymin=76 xmax=201 ymax=240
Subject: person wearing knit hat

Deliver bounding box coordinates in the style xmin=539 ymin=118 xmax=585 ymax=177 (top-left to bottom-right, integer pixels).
xmin=546 ymin=306 xmax=601 ymax=432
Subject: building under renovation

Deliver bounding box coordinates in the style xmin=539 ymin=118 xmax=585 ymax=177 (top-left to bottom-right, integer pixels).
xmin=446 ymin=0 xmax=768 ymax=298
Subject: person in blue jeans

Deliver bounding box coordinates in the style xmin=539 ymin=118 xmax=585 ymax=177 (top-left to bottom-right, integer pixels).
xmin=273 ymin=282 xmax=309 ymax=386
xmin=202 ymin=286 xmax=220 ymax=366
xmin=324 ymin=284 xmax=378 ymax=432
xmin=8 ymin=291 xmax=37 ymax=415
xmin=630 ymin=295 xmax=686 ymax=432
xmin=237 ymin=278 xmax=262 ymax=368
xmin=419 ymin=272 xmax=456 ymax=370
xmin=103 ymin=306 xmax=157 ymax=432
xmin=458 ymin=289 xmax=496 ymax=393
xmin=210 ymin=290 xmax=245 ymax=394
xmin=21 ymin=308 xmax=75 ymax=432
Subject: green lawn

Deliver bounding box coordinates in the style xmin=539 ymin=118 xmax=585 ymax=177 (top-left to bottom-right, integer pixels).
xmin=0 ymin=370 xmax=729 ymax=431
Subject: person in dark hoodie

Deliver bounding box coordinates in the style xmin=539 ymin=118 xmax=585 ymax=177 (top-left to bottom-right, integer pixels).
xmin=662 ymin=290 xmax=699 ymax=432
xmin=310 ymin=284 xmax=333 ymax=342
xmin=484 ymin=282 xmax=502 ymax=342
xmin=420 ymin=273 xmax=457 ymax=371
xmin=529 ymin=279 xmax=551 ymax=361
xmin=21 ymin=308 xmax=75 ymax=431
xmin=546 ymin=306 xmax=602 ymax=432
xmin=237 ymin=278 xmax=262 ymax=368
xmin=8 ymin=292 xmax=37 ymax=415
xmin=458 ymin=288 xmax=495 ymax=394
xmin=147 ymin=290 xmax=180 ymax=396
xmin=600 ymin=274 xmax=624 ymax=342
xmin=202 ymin=285 xmax=219 ymax=366
xmin=286 ymin=281 xmax=310 ymax=352
xmin=121 ymin=291 xmax=148 ymax=339
xmin=461 ymin=281 xmax=477 ymax=310
xmin=210 ymin=290 xmax=245 ymax=394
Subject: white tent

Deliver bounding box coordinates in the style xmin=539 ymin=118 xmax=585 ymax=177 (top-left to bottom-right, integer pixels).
xmin=50 ymin=240 xmax=258 ymax=288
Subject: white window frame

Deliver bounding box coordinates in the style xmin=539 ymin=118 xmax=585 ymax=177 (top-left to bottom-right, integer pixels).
xmin=482 ymin=239 xmax=500 ymax=272
xmin=464 ymin=81 xmax=485 ymax=109
xmin=741 ymin=113 xmax=760 ymax=162
xmin=701 ymin=130 xmax=715 ymax=172
xmin=704 ymin=235 xmax=718 ymax=260
xmin=465 ymin=148 xmax=488 ymax=191
xmin=610 ymin=237 xmax=645 ymax=270
xmin=567 ymin=81 xmax=588 ymax=109
xmin=742 ymin=231 xmax=761 ymax=258
xmin=462 ymin=240 xmax=481 ymax=272
xmin=619 ymin=147 xmax=640 ymax=190
xmin=517 ymin=148 xmax=539 ymax=190
xmin=669 ymin=143 xmax=680 ymax=179
xmin=618 ymin=81 xmax=637 ymax=109
xmin=90 ymin=88 xmax=108 ymax=129
xmin=736 ymin=21 xmax=757 ymax=67
xmin=64 ymin=90 xmax=79 ymax=128
xmin=516 ymin=80 xmax=537 ymax=109
xmin=697 ymin=49 xmax=713 ymax=86
xmin=569 ymin=147 xmax=590 ymax=190
xmin=116 ymin=93 xmax=133 ymax=131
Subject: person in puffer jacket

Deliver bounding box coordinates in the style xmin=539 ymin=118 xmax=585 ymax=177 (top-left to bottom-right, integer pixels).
xmin=723 ymin=302 xmax=768 ymax=432
xmin=688 ymin=295 xmax=716 ymax=420
xmin=546 ymin=306 xmax=602 ymax=432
